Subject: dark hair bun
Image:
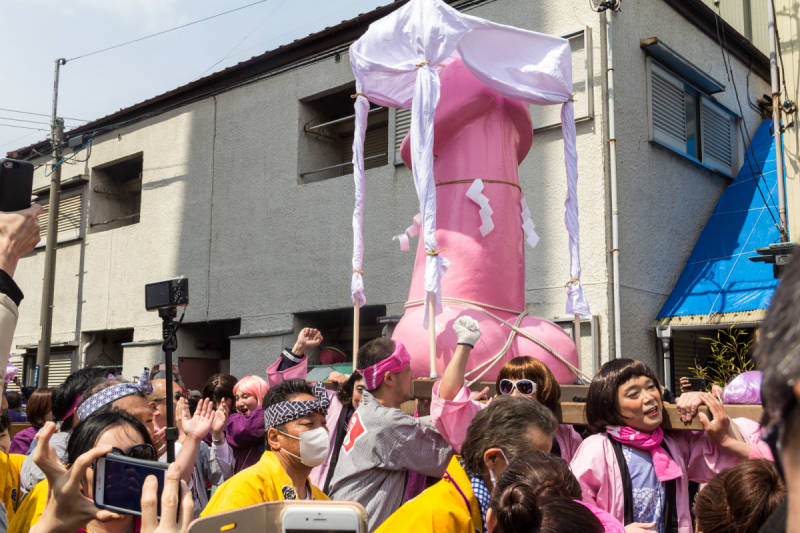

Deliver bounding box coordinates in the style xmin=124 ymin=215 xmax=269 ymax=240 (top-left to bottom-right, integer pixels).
xmin=495 ymin=482 xmax=542 ymax=533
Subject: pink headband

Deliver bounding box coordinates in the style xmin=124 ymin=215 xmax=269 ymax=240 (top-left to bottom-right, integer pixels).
xmin=357 ymin=341 xmax=411 ymax=391
xmin=62 ymin=397 xmax=81 ymax=423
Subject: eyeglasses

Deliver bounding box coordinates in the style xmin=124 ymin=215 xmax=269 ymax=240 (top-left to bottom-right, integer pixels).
xmin=152 ymin=392 xmax=187 ymax=402
xmin=498 ymin=379 xmax=537 ymax=396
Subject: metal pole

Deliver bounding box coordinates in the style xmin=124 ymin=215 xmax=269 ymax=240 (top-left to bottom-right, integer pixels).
xmin=768 ymin=0 xmax=788 ymax=241
xmin=573 ymin=314 xmax=582 ymax=370
xmin=35 ymin=59 xmax=67 ymax=388
xmin=606 ymin=11 xmax=623 ymax=357
xmin=160 ymin=307 xmax=178 ymax=463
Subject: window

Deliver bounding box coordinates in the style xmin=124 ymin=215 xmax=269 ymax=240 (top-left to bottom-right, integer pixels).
xmin=34 ymin=175 xmax=87 ymax=248
xmin=299 ymin=86 xmax=389 ymax=183
xmin=88 ymin=153 xmax=142 ymax=233
xmin=391 ymin=108 xmax=412 ymax=166
xmin=647 ymin=59 xmax=739 ymax=177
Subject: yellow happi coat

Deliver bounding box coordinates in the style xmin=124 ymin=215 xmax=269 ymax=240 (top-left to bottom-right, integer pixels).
xmin=7 ymin=479 xmax=47 ymax=533
xmin=201 ymin=451 xmax=328 ymax=516
xmin=0 ymin=452 xmax=24 ymax=523
xmin=376 ymin=456 xmax=483 ymax=533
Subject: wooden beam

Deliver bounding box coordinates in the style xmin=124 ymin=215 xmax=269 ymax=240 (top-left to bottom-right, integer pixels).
xmin=553 ymin=402 xmax=762 ymax=429
xmin=10 ymin=423 xmax=30 ymax=439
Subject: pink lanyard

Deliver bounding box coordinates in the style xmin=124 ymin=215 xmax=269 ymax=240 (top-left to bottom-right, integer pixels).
xmin=443 ymin=469 xmax=472 ymax=515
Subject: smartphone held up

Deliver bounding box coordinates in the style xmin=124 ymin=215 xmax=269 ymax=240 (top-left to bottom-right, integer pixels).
xmin=94 ymin=450 xmax=169 ymax=518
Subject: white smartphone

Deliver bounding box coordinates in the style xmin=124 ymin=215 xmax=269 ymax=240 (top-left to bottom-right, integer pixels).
xmin=281 ymin=506 xmax=363 ymax=533
xmin=94 ymin=453 xmax=169 ymax=517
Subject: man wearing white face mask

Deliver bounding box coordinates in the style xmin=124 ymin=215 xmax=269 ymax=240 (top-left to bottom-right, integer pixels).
xmin=201 ymin=379 xmax=330 ymax=515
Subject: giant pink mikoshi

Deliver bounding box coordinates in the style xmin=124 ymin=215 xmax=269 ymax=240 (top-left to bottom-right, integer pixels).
xmin=391 ymin=58 xmax=579 ymax=385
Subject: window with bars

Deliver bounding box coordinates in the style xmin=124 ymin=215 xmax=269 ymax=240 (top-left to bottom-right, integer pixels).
xmin=35 ymin=190 xmax=84 ymax=248
xmin=299 ymin=86 xmax=389 ymax=183
xmin=647 ymin=58 xmax=739 ymax=177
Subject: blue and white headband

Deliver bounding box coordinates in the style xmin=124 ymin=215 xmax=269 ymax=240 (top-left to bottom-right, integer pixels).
xmin=264 ymin=381 xmax=330 ymax=430
xmin=77 ymin=371 xmax=153 ymax=420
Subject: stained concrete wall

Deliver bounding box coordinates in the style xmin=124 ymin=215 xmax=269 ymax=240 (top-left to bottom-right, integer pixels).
xmin=11 ymin=0 xmax=770 ymax=386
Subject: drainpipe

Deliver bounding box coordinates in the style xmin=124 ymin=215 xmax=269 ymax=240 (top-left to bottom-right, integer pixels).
xmin=606 ymin=10 xmax=622 ymax=358
xmin=767 ymin=0 xmax=788 ymax=241
xmin=81 ymin=334 xmax=97 ymax=367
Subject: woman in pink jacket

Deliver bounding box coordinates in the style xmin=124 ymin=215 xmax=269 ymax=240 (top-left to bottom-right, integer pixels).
xmin=430 ymin=316 xmax=583 ymax=462
xmin=569 ymin=358 xmax=753 ymax=533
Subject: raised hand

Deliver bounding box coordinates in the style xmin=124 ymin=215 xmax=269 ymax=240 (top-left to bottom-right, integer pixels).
xmin=470 ymin=386 xmax=490 ymax=402
xmin=181 ymin=397 xmax=213 ymax=441
xmin=211 ymin=401 xmax=229 ymax=442
xmin=140 ymin=463 xmax=193 ymax=533
xmin=31 ymin=422 xmax=123 ymax=533
xmin=328 ymin=371 xmax=348 ymax=387
xmin=153 ymin=427 xmax=167 ymax=458
xmin=453 ymin=316 xmax=481 ymax=348
xmin=0 ymin=204 xmax=43 ymax=277
xmin=292 ymin=328 xmax=324 ymax=355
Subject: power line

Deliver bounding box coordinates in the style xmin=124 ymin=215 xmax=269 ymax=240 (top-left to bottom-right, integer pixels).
xmin=0 ymin=116 xmax=52 ymax=126
xmin=0 ymin=107 xmax=86 ymax=121
xmin=0 ymin=123 xmax=47 ymax=131
xmin=196 ymin=0 xmax=291 ymax=80
xmin=0 ymin=131 xmax=42 ymax=151
xmin=67 ymin=0 xmax=272 ymax=62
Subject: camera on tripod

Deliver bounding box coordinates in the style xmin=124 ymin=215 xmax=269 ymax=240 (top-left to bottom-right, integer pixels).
xmin=145 ymin=276 xmax=188 ymax=311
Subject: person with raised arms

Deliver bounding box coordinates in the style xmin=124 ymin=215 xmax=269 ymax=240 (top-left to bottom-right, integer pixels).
xmin=327 ymin=338 xmax=454 ymax=532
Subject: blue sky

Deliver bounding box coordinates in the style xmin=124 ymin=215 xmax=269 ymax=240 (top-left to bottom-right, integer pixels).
xmin=0 ymin=0 xmax=390 ymax=153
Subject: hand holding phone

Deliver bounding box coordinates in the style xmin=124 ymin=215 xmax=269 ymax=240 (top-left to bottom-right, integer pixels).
xmin=0 ymin=204 xmax=43 ymax=276
xmin=0 ymin=158 xmax=34 ymax=212
xmin=140 ymin=462 xmax=194 ymax=533
xmin=94 ymin=452 xmax=170 ymax=517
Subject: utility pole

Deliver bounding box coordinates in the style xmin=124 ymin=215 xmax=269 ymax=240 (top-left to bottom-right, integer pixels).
xmin=768 ymin=0 xmax=788 ymax=242
xmin=35 ymin=58 xmax=67 ymax=388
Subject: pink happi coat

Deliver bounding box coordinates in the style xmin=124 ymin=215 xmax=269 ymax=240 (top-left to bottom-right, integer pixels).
xmin=430 ymin=381 xmax=582 ymax=461
xmin=266 ymin=356 xmax=309 ymax=387
xmin=570 ymin=418 xmax=770 ymax=533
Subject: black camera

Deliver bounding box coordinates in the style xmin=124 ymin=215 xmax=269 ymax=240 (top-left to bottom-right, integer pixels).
xmin=145 ymin=277 xmax=188 ymax=311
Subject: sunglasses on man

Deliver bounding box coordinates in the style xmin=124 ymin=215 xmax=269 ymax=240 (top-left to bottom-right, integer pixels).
xmin=498 ymin=379 xmax=537 ymax=396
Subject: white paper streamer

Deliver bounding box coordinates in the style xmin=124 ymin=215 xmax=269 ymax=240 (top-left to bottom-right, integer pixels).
xmin=520 ymin=194 xmax=539 ymax=249
xmin=466 ymin=179 xmax=495 ymax=237
xmin=393 ymin=213 xmax=422 ymax=251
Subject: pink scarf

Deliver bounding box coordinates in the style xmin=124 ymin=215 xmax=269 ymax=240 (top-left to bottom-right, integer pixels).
xmin=606 ymin=425 xmax=682 ymax=482
xmin=357 ymin=341 xmax=411 ymax=390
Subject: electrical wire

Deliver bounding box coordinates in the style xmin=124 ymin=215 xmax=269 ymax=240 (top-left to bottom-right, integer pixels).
xmin=771 ymin=0 xmax=791 ymax=107
xmin=0 ymin=107 xmax=87 ymax=121
xmin=66 ymin=0 xmax=273 ymax=62
xmin=44 ymin=135 xmax=94 ymax=177
xmin=0 ymin=131 xmax=42 ymax=150
xmin=0 ymin=116 xmax=52 ymax=126
xmin=0 ymin=123 xmax=47 ymax=131
xmin=713 ymin=9 xmax=782 ymax=234
xmin=196 ymin=0 xmax=292 ymax=80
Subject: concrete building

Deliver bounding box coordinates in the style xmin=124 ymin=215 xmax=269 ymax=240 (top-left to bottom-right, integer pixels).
xmin=7 ymin=0 xmax=775 ymax=393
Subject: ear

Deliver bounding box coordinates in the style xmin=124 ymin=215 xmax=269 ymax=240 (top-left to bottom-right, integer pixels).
xmin=266 ymin=427 xmax=281 ymax=451
xmin=148 ymin=401 xmax=157 ymax=412
xmin=383 ymin=371 xmax=395 ymax=388
xmin=483 ymin=448 xmax=504 ymax=472
xmin=793 ymin=380 xmax=800 ymax=404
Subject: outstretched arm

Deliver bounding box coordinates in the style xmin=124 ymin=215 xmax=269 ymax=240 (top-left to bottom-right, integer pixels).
xmin=439 ymin=317 xmax=481 ymax=401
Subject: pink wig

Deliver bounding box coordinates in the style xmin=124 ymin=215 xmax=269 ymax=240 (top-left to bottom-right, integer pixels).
xmin=233 ymin=375 xmax=270 ymax=407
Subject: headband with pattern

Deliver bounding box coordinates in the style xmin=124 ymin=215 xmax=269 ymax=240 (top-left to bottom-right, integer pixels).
xmin=77 ymin=371 xmax=153 ymax=421
xmin=357 ymin=341 xmax=411 ymax=390
xmin=264 ymin=381 xmax=330 ymax=430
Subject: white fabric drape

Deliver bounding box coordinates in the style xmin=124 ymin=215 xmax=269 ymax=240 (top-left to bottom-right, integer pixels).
xmin=349 ymin=0 xmax=591 ymax=318
xmin=350 ymin=93 xmax=369 ymax=307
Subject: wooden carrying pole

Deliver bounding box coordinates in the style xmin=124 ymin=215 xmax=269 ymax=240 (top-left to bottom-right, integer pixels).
xmin=353 ymin=303 xmax=361 ymax=359
xmin=573 ymin=314 xmax=582 ymax=378
xmin=428 ymin=292 xmax=437 ymax=378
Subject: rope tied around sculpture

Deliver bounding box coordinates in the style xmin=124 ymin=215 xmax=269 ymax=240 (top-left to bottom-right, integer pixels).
xmin=415 ymin=60 xmax=430 ymax=67
xmin=404 ymin=296 xmax=591 ymax=383
xmin=353 ymin=269 xmax=364 ymax=275
xmin=426 ymin=248 xmax=447 ymax=257
xmin=565 ymin=278 xmax=580 ymax=288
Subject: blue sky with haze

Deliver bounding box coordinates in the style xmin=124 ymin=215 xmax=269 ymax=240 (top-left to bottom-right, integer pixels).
xmin=0 ymin=0 xmax=390 ymax=153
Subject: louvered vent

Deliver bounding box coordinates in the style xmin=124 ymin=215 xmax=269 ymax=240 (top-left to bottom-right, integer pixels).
xmin=342 ymin=126 xmax=389 ymax=175
xmin=47 ymin=354 xmax=74 ymax=387
xmin=38 ymin=194 xmax=83 ymax=246
xmin=701 ymin=98 xmax=734 ymax=175
xmin=652 ymin=71 xmax=686 ymax=147
xmin=394 ymin=108 xmax=412 ymax=165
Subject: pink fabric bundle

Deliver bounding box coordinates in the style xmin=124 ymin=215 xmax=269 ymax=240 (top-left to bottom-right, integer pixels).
xmin=607 ymin=425 xmax=683 ymax=482
xmin=4 ymin=362 xmax=18 ymax=384
xmin=358 ymin=341 xmax=411 ymax=390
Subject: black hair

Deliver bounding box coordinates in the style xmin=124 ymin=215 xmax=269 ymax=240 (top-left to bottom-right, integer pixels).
xmin=355 ymin=337 xmax=396 ymax=371
xmin=67 ymin=408 xmax=154 ymax=466
xmin=52 ymin=367 xmax=110 ymax=431
xmin=585 ymin=358 xmax=662 ymax=433
xmin=5 ymin=391 xmax=21 ymax=410
xmin=490 ymin=487 xmax=603 ymax=533
xmin=262 ymin=379 xmax=315 ymax=451
xmin=0 ymin=411 xmax=10 ymax=434
xmin=336 ymin=371 xmax=363 ymax=406
xmin=202 ymin=374 xmax=238 ymax=407
xmin=461 ymin=395 xmax=558 ymax=476
xmin=495 ymin=452 xmax=582 ymax=500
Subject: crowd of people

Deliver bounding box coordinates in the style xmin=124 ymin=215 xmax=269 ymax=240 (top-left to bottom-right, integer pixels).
xmin=1 ymin=202 xmax=800 ymax=533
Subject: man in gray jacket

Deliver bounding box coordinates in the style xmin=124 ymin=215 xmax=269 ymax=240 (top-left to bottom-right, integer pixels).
xmin=328 ymin=338 xmax=455 ymax=532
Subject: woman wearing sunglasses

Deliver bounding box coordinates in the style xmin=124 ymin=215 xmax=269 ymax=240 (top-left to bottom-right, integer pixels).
xmin=431 ymin=316 xmax=583 ymax=461
xmin=25 ymin=409 xmax=192 ymax=533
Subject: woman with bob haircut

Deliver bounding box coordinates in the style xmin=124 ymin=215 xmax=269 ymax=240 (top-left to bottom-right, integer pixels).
xmin=10 ymin=388 xmax=54 ymax=455
xmin=693 ymin=459 xmax=785 ymax=533
xmin=570 ymin=358 xmax=754 ymax=533
xmin=430 ymin=317 xmax=583 ymax=461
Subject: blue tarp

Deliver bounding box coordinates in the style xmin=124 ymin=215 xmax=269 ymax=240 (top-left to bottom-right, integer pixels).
xmin=657 ymin=120 xmax=782 ymax=319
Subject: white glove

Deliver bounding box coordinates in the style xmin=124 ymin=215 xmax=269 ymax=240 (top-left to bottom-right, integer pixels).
xmin=453 ymin=316 xmax=481 ymax=347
